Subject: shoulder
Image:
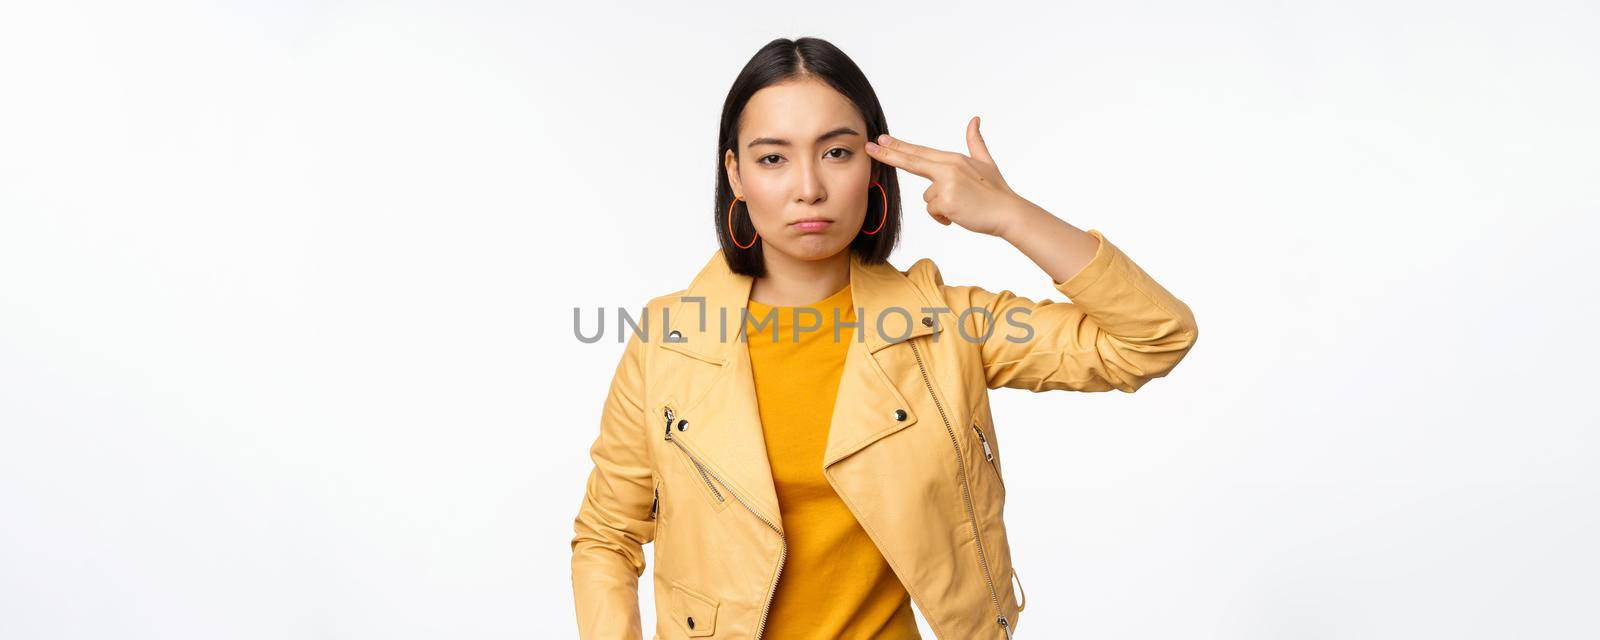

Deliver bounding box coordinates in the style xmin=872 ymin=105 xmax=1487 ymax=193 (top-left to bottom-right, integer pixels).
xmin=884 ymin=254 xmax=944 ymax=288
xmin=900 ymin=255 xmax=944 ymax=283
xmin=892 ymin=255 xmax=962 ymax=307
xmin=643 ymin=288 xmax=688 ymax=316
xmin=604 ymin=289 xmax=685 ymax=356
xmin=640 ymin=288 xmax=690 ymax=343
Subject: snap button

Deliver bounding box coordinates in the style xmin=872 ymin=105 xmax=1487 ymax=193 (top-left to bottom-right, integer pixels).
xmin=687 ymin=617 xmax=695 ymax=629
xmin=921 ymin=317 xmax=934 ymax=327
xmin=893 ymin=409 xmax=907 ymax=421
xmin=668 ymin=329 xmax=683 ymax=340
xmin=676 ymin=419 xmax=688 ymax=432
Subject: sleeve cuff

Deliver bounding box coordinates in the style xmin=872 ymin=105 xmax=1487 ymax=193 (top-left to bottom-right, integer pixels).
xmin=1053 ymin=228 xmax=1115 ymax=298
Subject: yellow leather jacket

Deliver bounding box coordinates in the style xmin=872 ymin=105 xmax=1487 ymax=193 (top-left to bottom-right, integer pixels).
xmin=571 ymin=229 xmax=1199 ymax=638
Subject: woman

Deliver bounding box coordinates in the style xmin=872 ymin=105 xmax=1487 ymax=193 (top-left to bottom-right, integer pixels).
xmin=570 ymin=37 xmax=1198 ymax=639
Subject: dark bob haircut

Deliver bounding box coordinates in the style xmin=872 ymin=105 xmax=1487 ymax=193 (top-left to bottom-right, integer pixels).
xmin=715 ymin=37 xmax=902 ymax=277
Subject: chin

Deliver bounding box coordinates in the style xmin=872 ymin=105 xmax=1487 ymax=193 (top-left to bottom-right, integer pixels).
xmin=771 ymin=233 xmax=853 ymax=261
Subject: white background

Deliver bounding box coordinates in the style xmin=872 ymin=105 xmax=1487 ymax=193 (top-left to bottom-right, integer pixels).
xmin=3 ymin=1 xmax=1597 ymax=638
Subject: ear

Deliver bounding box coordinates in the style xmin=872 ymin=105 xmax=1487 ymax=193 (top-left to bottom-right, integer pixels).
xmin=724 ymin=148 xmax=742 ymax=197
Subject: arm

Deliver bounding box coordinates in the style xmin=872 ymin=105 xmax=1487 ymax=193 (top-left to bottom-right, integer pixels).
xmin=570 ymin=331 xmax=654 ymax=638
xmin=996 ymin=198 xmax=1104 ymax=286
xmin=961 ymin=202 xmax=1199 ymax=392
xmin=865 ymin=118 xmax=1199 ymax=391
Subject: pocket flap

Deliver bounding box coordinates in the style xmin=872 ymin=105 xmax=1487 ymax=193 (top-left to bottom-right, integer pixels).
xmin=669 ymin=580 xmax=719 ymax=637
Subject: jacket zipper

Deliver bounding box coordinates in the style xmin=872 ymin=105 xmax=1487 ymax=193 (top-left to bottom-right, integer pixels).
xmin=665 ymin=407 xmax=725 ymax=503
xmin=662 ymin=406 xmax=788 ymax=639
xmin=972 ymin=423 xmax=994 ymax=461
xmin=908 ymin=340 xmax=1012 ymax=639
xmin=971 ymin=423 xmax=1005 ymax=494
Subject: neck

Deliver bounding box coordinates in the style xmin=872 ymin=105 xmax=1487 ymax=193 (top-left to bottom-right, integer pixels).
xmin=749 ymin=248 xmax=851 ymax=307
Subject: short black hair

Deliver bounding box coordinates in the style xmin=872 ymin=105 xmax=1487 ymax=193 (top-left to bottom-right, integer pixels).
xmin=715 ymin=37 xmax=901 ymax=277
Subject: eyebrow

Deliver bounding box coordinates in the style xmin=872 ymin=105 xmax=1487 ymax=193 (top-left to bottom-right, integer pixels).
xmin=746 ymin=126 xmax=863 ymax=149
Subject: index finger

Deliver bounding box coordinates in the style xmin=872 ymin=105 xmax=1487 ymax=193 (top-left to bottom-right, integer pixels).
xmin=878 ymin=134 xmax=966 ymax=163
xmin=867 ymin=139 xmax=937 ymax=179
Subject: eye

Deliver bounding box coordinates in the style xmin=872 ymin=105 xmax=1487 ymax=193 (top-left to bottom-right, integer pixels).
xmin=757 ymin=154 xmax=784 ymax=166
xmin=826 ymin=147 xmax=852 ymax=160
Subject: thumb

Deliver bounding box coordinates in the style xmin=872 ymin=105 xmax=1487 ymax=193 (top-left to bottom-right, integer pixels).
xmin=966 ymin=116 xmax=995 ymax=166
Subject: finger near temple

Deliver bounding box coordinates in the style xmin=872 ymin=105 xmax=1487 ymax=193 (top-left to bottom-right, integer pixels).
xmin=879 ymin=134 xmax=964 ymax=163
xmin=869 ymin=142 xmax=934 ymax=179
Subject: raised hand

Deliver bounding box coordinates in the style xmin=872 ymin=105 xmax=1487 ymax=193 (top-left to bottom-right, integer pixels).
xmin=864 ymin=116 xmax=1032 ymax=237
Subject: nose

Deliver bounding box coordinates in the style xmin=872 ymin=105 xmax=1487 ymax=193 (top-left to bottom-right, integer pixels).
xmin=794 ymin=156 xmax=826 ymax=205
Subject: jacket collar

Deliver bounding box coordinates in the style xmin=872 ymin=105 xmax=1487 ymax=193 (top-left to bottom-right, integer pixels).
xmin=654 ymin=248 xmax=943 ymax=525
xmin=661 ymin=248 xmax=942 ymax=363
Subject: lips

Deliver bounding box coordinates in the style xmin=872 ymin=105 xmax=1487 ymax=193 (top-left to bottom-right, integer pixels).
xmin=790 ymin=218 xmax=833 ymax=233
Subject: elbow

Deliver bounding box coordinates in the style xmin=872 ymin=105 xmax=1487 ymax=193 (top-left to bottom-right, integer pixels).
xmin=1114 ymin=322 xmax=1199 ymax=393
xmin=1167 ymin=297 xmax=1200 ymax=353
xmin=1169 ymin=321 xmax=1198 ymax=368
xmin=1156 ymin=303 xmax=1200 ymax=372
xmin=1152 ymin=324 xmax=1200 ymax=383
xmin=1179 ymin=305 xmax=1199 ymax=351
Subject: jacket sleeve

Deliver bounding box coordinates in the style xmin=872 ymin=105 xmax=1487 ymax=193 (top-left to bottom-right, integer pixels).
xmin=947 ymin=229 xmax=1199 ymax=393
xmin=570 ymin=329 xmax=654 ymax=639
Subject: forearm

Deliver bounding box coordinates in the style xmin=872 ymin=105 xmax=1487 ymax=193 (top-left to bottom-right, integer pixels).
xmin=995 ymin=198 xmax=1103 ymax=285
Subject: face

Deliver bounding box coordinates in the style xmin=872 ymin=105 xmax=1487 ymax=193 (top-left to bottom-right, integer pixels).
xmin=724 ymin=77 xmax=875 ymax=262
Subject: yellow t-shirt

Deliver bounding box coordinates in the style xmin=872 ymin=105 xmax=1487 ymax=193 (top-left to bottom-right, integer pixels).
xmin=744 ymin=283 xmax=921 ymax=639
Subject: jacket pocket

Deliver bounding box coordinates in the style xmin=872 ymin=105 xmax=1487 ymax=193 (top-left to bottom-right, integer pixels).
xmin=668 ymin=579 xmax=719 ymax=637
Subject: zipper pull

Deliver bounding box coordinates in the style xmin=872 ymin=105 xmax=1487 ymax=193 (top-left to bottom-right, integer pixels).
xmin=663 ymin=406 xmax=675 ymax=440
xmin=998 ymin=614 xmax=1013 ymax=639
xmin=650 ymin=484 xmax=659 ymax=519
xmin=972 ymin=424 xmax=994 ymax=461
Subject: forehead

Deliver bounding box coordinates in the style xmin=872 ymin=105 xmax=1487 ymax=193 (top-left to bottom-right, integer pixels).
xmin=740 ymin=78 xmax=865 ymax=141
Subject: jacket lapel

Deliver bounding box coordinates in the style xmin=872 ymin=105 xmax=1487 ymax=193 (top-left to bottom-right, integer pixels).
xmin=656 ymin=249 xmax=943 ymax=526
